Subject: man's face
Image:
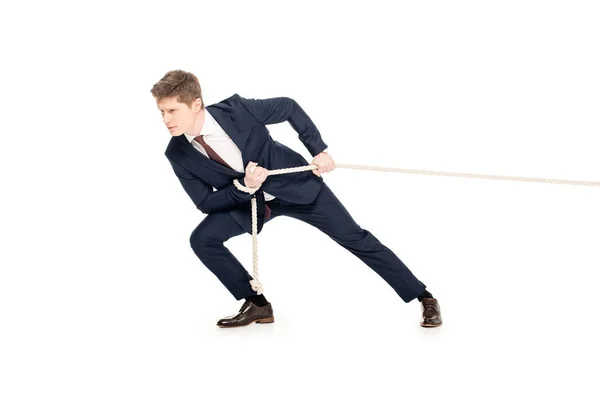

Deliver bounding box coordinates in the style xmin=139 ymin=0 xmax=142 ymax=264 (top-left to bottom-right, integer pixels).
xmin=157 ymin=96 xmax=201 ymax=137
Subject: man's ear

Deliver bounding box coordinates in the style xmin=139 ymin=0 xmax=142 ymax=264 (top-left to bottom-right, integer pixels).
xmin=194 ymin=97 xmax=203 ymax=111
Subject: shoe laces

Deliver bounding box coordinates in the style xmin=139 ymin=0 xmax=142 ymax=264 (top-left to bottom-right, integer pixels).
xmin=239 ymin=301 xmax=252 ymax=313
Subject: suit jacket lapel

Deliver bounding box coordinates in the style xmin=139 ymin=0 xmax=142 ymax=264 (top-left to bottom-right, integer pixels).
xmin=178 ymin=135 xmax=239 ymax=176
xmin=207 ymin=106 xmax=249 ymax=168
xmin=176 ymin=106 xmax=247 ymax=177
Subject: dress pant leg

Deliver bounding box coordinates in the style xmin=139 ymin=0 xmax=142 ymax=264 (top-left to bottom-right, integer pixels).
xmin=277 ymin=183 xmax=426 ymax=303
xmin=189 ymin=210 xmax=278 ymax=300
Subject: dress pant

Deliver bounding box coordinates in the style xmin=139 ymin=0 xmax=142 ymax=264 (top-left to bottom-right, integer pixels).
xmin=189 ymin=182 xmax=427 ymax=302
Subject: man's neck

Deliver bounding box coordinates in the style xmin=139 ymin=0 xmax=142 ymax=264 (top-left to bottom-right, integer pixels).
xmin=188 ymin=108 xmax=206 ymax=136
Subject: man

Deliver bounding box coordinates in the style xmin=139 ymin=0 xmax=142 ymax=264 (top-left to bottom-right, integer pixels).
xmin=151 ymin=69 xmax=442 ymax=328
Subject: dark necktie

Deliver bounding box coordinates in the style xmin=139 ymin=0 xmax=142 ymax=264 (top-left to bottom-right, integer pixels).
xmin=194 ymin=135 xmax=271 ymax=219
xmin=194 ymin=134 xmax=232 ymax=169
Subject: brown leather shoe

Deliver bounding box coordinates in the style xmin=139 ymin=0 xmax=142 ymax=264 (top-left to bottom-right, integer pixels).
xmin=217 ymin=300 xmax=274 ymax=328
xmin=420 ymin=298 xmax=442 ymax=327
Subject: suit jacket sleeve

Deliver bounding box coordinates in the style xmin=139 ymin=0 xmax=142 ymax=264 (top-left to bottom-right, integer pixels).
xmin=168 ymin=158 xmax=252 ymax=214
xmin=238 ymin=96 xmax=328 ymax=157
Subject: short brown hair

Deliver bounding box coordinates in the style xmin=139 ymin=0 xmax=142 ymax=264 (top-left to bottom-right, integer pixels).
xmin=150 ymin=69 xmax=204 ymax=109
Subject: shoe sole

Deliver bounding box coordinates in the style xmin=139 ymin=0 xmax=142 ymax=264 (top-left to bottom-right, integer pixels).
xmin=420 ymin=322 xmax=442 ymax=328
xmin=217 ymin=316 xmax=275 ymax=328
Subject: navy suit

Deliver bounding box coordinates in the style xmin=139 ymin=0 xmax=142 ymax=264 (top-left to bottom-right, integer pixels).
xmin=165 ymin=94 xmax=426 ymax=302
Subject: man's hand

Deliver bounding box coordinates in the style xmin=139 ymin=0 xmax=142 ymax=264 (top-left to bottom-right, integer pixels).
xmin=244 ymin=161 xmax=269 ymax=188
xmin=311 ymin=151 xmax=335 ymax=177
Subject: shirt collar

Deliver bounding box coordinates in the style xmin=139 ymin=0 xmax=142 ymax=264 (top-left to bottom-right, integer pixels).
xmin=183 ymin=109 xmax=214 ymax=143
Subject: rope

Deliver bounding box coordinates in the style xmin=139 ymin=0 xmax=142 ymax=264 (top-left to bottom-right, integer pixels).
xmin=233 ymin=163 xmax=600 ymax=294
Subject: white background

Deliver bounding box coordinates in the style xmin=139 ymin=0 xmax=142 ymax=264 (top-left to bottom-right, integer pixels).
xmin=1 ymin=0 xmax=599 ymax=399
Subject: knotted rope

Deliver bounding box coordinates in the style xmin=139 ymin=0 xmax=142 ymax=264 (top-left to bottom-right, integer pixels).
xmin=232 ymin=163 xmax=600 ymax=294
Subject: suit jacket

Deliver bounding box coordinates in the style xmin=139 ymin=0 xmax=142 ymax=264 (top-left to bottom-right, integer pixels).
xmin=165 ymin=93 xmax=329 ymax=234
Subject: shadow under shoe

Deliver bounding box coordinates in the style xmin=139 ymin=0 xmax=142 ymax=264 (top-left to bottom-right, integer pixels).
xmin=217 ymin=300 xmax=274 ymax=328
xmin=420 ymin=297 xmax=442 ymax=328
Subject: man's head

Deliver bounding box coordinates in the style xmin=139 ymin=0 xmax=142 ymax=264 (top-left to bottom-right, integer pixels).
xmin=151 ymin=70 xmax=204 ymax=137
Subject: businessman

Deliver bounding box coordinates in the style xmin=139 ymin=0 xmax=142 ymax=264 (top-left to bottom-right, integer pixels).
xmin=151 ymin=70 xmax=442 ymax=328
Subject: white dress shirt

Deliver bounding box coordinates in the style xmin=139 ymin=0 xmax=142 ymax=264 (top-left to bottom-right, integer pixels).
xmin=183 ymin=109 xmax=277 ymax=201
